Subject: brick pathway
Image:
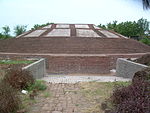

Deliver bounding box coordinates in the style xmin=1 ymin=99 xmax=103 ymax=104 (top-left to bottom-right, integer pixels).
xmin=28 ymin=83 xmax=92 ymax=113
xmin=28 ymin=76 xmax=130 ymax=113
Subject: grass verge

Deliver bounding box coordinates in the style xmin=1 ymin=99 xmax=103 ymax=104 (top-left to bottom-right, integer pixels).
xmin=0 ymin=60 xmax=34 ymax=64
xmin=80 ymin=81 xmax=131 ymax=113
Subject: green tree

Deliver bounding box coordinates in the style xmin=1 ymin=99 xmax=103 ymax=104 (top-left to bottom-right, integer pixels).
xmin=31 ymin=22 xmax=54 ymax=30
xmin=1 ymin=26 xmax=11 ymax=39
xmin=14 ymin=25 xmax=27 ymax=36
xmin=98 ymin=18 xmax=149 ymax=38
xmin=97 ymin=24 xmax=106 ymax=29
xmin=115 ymin=21 xmax=141 ymax=37
xmin=107 ymin=20 xmax=118 ymax=31
xmin=2 ymin=26 xmax=10 ymax=36
xmin=137 ymin=18 xmax=149 ymax=36
xmin=0 ymin=33 xmax=5 ymax=39
xmin=140 ymin=37 xmax=150 ymax=45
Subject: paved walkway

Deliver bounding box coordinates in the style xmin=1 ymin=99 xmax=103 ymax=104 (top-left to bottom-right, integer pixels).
xmin=27 ymin=75 xmax=131 ymax=113
xmin=41 ymin=75 xmax=131 ymax=83
xmin=28 ymin=83 xmax=91 ymax=113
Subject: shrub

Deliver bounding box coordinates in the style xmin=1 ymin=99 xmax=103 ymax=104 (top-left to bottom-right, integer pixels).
xmin=26 ymin=80 xmax=47 ymax=92
xmin=3 ymin=67 xmax=34 ymax=90
xmin=0 ymin=81 xmax=20 ymax=113
xmin=134 ymin=54 xmax=150 ymax=66
xmin=140 ymin=37 xmax=150 ymax=46
xmin=132 ymin=67 xmax=150 ymax=83
xmin=111 ymin=80 xmax=150 ymax=113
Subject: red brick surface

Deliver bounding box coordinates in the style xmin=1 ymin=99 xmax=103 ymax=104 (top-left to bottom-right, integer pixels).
xmin=0 ymin=38 xmax=150 ymax=54
xmin=0 ymin=37 xmax=150 ymax=74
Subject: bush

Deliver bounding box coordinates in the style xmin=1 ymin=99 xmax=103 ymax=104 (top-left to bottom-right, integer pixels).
xmin=3 ymin=67 xmax=34 ymax=90
xmin=140 ymin=37 xmax=150 ymax=46
xmin=132 ymin=67 xmax=150 ymax=83
xmin=0 ymin=81 xmax=20 ymax=113
xmin=134 ymin=54 xmax=150 ymax=66
xmin=26 ymin=80 xmax=47 ymax=91
xmin=111 ymin=80 xmax=150 ymax=113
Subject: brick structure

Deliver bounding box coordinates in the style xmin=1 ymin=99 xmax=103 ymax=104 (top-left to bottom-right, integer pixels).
xmin=0 ymin=24 xmax=150 ymax=75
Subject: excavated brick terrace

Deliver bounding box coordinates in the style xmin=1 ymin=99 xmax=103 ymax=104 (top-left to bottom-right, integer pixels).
xmin=0 ymin=24 xmax=150 ymax=74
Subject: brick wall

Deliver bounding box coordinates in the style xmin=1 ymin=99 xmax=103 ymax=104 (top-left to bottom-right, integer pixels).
xmin=0 ymin=37 xmax=149 ymax=75
xmin=0 ymin=53 xmax=145 ymax=75
xmin=0 ymin=38 xmax=150 ymax=54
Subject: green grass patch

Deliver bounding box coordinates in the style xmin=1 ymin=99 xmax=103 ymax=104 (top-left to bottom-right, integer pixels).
xmin=81 ymin=81 xmax=131 ymax=99
xmin=0 ymin=60 xmax=34 ymax=65
xmin=42 ymin=92 xmax=52 ymax=98
xmin=26 ymin=80 xmax=47 ymax=92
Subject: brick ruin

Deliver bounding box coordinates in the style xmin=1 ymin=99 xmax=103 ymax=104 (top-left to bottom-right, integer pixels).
xmin=0 ymin=24 xmax=150 ymax=75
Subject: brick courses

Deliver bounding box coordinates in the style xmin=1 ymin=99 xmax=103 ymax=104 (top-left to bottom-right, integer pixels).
xmin=0 ymin=24 xmax=150 ymax=74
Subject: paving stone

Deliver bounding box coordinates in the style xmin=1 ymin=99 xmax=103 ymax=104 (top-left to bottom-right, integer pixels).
xmin=75 ymin=24 xmax=89 ymax=28
xmin=45 ymin=29 xmax=70 ymax=37
xmin=52 ymin=111 xmax=62 ymax=113
xmin=28 ymin=75 xmax=131 ymax=113
xmin=99 ymin=30 xmax=119 ymax=38
xmin=56 ymin=24 xmax=70 ymax=28
xmin=76 ymin=29 xmax=101 ymax=37
xmin=24 ymin=30 xmax=46 ymax=37
xmin=41 ymin=75 xmax=131 ymax=83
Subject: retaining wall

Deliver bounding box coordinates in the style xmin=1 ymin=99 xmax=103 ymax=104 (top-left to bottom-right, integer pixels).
xmin=22 ymin=58 xmax=46 ymax=79
xmin=116 ymin=58 xmax=148 ymax=78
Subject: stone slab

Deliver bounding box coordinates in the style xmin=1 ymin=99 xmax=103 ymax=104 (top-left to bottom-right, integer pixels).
xmin=99 ymin=30 xmax=119 ymax=38
xmin=56 ymin=24 xmax=70 ymax=28
xmin=45 ymin=29 xmax=70 ymax=37
xmin=76 ymin=29 xmax=101 ymax=37
xmin=75 ymin=25 xmax=89 ymax=28
xmin=24 ymin=30 xmax=46 ymax=37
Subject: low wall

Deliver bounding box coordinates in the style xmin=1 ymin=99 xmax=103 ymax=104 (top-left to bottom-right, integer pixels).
xmin=116 ymin=58 xmax=148 ymax=78
xmin=22 ymin=58 xmax=46 ymax=79
xmin=46 ymin=56 xmax=111 ymax=74
xmin=0 ymin=53 xmax=147 ymax=75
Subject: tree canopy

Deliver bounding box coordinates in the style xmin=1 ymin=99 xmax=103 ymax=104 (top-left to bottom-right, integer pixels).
xmin=14 ymin=25 xmax=27 ymax=36
xmin=98 ymin=18 xmax=150 ymax=38
xmin=31 ymin=22 xmax=54 ymax=30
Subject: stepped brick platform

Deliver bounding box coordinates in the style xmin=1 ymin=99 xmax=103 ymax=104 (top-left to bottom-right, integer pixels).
xmin=0 ymin=24 xmax=150 ymax=75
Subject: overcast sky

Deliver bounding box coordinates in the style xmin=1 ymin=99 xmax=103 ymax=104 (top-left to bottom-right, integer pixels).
xmin=0 ymin=0 xmax=150 ymax=34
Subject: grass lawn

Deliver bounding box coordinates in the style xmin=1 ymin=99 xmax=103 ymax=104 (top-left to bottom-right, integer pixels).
xmin=80 ymin=81 xmax=130 ymax=113
xmin=0 ymin=60 xmax=34 ymax=64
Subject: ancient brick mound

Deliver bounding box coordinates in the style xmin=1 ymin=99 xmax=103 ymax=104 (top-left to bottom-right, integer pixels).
xmin=0 ymin=24 xmax=150 ymax=74
xmin=0 ymin=38 xmax=150 ymax=54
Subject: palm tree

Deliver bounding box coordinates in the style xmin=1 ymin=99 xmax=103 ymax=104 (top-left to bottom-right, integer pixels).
xmin=2 ymin=26 xmax=10 ymax=36
xmin=14 ymin=25 xmax=27 ymax=36
xmin=143 ymin=0 xmax=150 ymax=9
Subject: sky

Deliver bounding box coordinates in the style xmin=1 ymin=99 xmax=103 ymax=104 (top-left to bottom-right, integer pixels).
xmin=0 ymin=0 xmax=150 ymax=35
